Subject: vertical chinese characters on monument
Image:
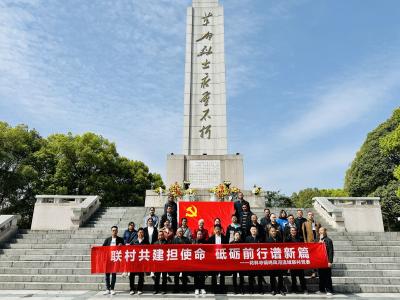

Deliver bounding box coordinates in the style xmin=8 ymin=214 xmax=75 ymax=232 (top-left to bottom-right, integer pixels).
xmin=198 ymin=12 xmax=213 ymax=139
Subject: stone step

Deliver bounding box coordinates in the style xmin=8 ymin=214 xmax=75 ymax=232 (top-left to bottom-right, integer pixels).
xmin=0 ymin=267 xmax=399 ymax=277
xmin=0 ymin=274 xmax=399 ymax=285
xmin=3 ymin=243 xmax=90 ymax=249
xmin=0 ymin=261 xmax=91 ymax=268
xmin=0 ymin=281 xmax=398 ymax=293
xmin=334 ymin=263 xmax=400 ymax=270
xmin=0 ymin=255 xmax=90 ymax=261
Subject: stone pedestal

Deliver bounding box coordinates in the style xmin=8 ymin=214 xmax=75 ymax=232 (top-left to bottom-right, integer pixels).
xmin=166 ymin=154 xmax=244 ymax=189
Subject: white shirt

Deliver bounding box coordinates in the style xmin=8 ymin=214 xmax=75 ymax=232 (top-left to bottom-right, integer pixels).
xmin=110 ymin=237 xmax=117 ymax=246
xmin=148 ymin=226 xmax=154 ymax=244
xmin=215 ymin=235 xmax=222 ymax=245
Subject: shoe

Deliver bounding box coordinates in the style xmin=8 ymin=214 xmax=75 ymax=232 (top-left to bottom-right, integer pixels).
xmin=110 ymin=290 xmax=116 ymax=295
xmin=195 ymin=289 xmax=200 ymax=295
xmin=271 ymin=291 xmax=276 ymax=296
xmin=326 ymin=292 xmax=333 ymax=296
xmin=311 ymin=272 xmax=316 ymax=278
xmin=161 ymin=291 xmax=166 ymax=295
xmin=315 ymin=291 xmax=323 ymax=294
xmin=137 ymin=291 xmax=143 ymax=295
xmin=103 ymin=290 xmax=110 ymax=295
xmin=129 ymin=290 xmax=135 ymax=295
xmin=153 ymin=291 xmax=158 ymax=295
xmin=304 ymin=290 xmax=309 ymax=295
xmin=280 ymin=291 xmax=286 ymax=296
xmin=201 ymin=289 xmax=206 ymax=295
xmin=151 ymin=272 xmax=155 ymax=279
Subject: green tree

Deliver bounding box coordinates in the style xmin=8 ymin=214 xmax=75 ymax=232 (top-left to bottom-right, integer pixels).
xmin=344 ymin=108 xmax=400 ymax=196
xmin=264 ymin=190 xmax=293 ymax=207
xmin=0 ymin=122 xmax=43 ymax=227
xmin=1 ymin=124 xmax=164 ymax=227
xmin=291 ymin=188 xmax=348 ymax=208
xmin=345 ymin=107 xmax=400 ymax=229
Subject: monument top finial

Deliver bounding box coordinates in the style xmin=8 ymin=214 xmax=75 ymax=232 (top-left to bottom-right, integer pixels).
xmin=192 ymin=0 xmax=219 ymax=7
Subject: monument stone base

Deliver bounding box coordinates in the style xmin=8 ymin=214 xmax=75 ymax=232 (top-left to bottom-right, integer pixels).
xmin=165 ymin=154 xmax=244 ymax=190
xmin=144 ymin=190 xmax=264 ymax=208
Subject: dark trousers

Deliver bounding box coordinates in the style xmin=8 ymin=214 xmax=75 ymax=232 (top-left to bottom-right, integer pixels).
xmin=129 ymin=272 xmax=144 ymax=292
xmin=290 ymin=269 xmax=307 ymax=292
xmin=154 ymin=272 xmax=167 ymax=293
xmin=105 ymin=273 xmax=116 ymax=290
xmin=270 ymin=270 xmax=284 ymax=293
xmin=318 ymin=268 xmax=333 ymax=293
xmin=232 ymin=272 xmax=244 ymax=293
xmin=249 ymin=271 xmax=263 ymax=293
xmin=173 ymin=272 xmax=188 ymax=292
xmin=194 ymin=273 xmax=206 ymax=290
xmin=211 ymin=272 xmax=225 ymax=293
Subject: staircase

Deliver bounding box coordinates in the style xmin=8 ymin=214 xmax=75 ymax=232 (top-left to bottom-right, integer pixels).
xmin=0 ymin=206 xmax=399 ymax=293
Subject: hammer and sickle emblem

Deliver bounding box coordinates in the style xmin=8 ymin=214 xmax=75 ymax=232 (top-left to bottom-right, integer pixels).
xmin=185 ymin=205 xmax=198 ymax=218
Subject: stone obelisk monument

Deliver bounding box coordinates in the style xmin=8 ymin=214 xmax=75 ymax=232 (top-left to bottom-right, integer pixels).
xmin=165 ymin=0 xmax=244 ymax=193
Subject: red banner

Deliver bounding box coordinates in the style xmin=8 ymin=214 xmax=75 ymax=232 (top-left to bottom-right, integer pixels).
xmin=91 ymin=243 xmax=328 ymax=273
xmin=178 ymin=201 xmax=234 ymax=234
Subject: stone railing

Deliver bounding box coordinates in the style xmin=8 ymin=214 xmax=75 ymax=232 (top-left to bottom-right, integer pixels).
xmin=0 ymin=215 xmax=20 ymax=244
xmin=31 ymin=195 xmax=100 ymax=230
xmin=313 ymin=197 xmax=384 ymax=232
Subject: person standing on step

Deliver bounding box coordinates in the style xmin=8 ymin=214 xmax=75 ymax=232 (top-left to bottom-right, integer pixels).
xmin=234 ymin=192 xmax=250 ymax=218
xmin=129 ymin=228 xmax=147 ymax=295
xmin=239 ymin=203 xmax=253 ymax=240
xmin=283 ymin=214 xmax=298 ymax=241
xmin=226 ymin=214 xmax=241 ymax=243
xmin=172 ymin=228 xmax=190 ymax=293
xmin=207 ymin=225 xmax=227 ymax=294
xmin=160 ymin=205 xmax=178 ymax=233
xmin=159 ymin=219 xmax=174 ymax=243
xmin=192 ymin=231 xmax=207 ymax=295
xmin=295 ymin=209 xmax=307 ymax=241
xmin=245 ymin=226 xmax=264 ymax=294
xmin=285 ymin=227 xmax=308 ymax=294
xmin=102 ymin=226 xmax=124 ymax=295
xmin=192 ymin=219 xmax=209 ymax=241
xmin=317 ymin=227 xmax=334 ymax=296
xmin=143 ymin=217 xmax=158 ymax=245
xmin=302 ymin=211 xmax=321 ymax=278
xmin=143 ymin=206 xmax=159 ymax=228
xmin=123 ymin=222 xmax=137 ymax=245
xmin=266 ymin=227 xmax=286 ymax=296
xmin=276 ymin=209 xmax=289 ymax=236
xmin=180 ymin=217 xmax=193 ymax=242
xmin=260 ymin=208 xmax=271 ymax=227
xmin=163 ymin=194 xmax=178 ymax=217
xmin=231 ymin=231 xmax=244 ymax=294
xmin=248 ymin=214 xmax=265 ymax=242
xmin=153 ymin=231 xmax=168 ymax=295
xmin=266 ymin=213 xmax=282 ymax=240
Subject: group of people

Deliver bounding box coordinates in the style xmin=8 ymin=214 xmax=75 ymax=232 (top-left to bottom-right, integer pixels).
xmin=102 ymin=192 xmax=334 ymax=296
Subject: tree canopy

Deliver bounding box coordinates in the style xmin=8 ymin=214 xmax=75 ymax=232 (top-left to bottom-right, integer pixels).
xmin=345 ymin=108 xmax=400 ymax=230
xmin=0 ymin=122 xmax=164 ymax=227
xmin=291 ymin=188 xmax=348 ymax=208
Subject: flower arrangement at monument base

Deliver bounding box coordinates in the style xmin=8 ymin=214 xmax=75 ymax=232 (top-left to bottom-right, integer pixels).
xmin=183 ymin=188 xmax=197 ymax=201
xmin=168 ymin=182 xmax=183 ymax=199
xmin=252 ymin=185 xmax=262 ymax=196
xmin=211 ymin=183 xmax=230 ymax=201
xmin=153 ymin=186 xmax=165 ymax=195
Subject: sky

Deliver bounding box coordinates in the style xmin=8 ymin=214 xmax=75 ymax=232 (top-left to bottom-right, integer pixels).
xmin=1 ymin=0 xmax=399 ymax=195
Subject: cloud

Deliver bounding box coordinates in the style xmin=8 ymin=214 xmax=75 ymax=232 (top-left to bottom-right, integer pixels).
xmin=278 ymin=51 xmax=400 ymax=144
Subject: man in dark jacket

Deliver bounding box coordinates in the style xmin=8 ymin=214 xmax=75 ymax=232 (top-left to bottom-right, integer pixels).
xmin=164 ymin=194 xmax=178 ymax=216
xmin=239 ymin=204 xmax=253 ymax=240
xmin=102 ymin=226 xmax=124 ymax=295
xmin=285 ymin=227 xmax=307 ymax=294
xmin=160 ymin=205 xmax=178 ymax=232
xmin=245 ymin=226 xmax=264 ymax=294
xmin=123 ymin=222 xmax=137 ymax=245
xmin=153 ymin=231 xmax=168 ymax=294
xmin=318 ymin=227 xmax=334 ymax=296
xmin=295 ymin=209 xmax=307 ymax=241
xmin=266 ymin=227 xmax=286 ymax=296
xmin=143 ymin=217 xmax=158 ymax=245
xmin=208 ymin=225 xmax=227 ymax=294
xmin=247 ymin=214 xmax=265 ymax=242
xmin=129 ymin=228 xmax=147 ymax=295
xmin=234 ymin=192 xmax=250 ymax=217
xmin=260 ymin=208 xmax=271 ymax=227
xmin=172 ymin=228 xmax=190 ymax=293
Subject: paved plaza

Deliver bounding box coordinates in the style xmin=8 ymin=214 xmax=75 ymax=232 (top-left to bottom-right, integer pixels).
xmin=0 ymin=291 xmax=399 ymax=300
